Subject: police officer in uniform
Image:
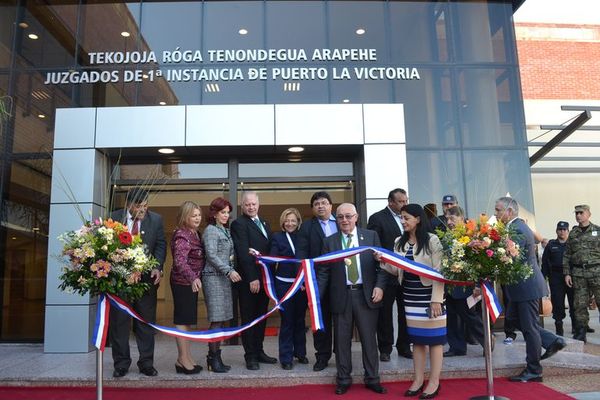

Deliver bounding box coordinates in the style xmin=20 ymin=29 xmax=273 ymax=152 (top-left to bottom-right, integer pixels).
xmin=542 ymin=221 xmax=574 ymax=336
xmin=563 ymin=205 xmax=600 ymax=342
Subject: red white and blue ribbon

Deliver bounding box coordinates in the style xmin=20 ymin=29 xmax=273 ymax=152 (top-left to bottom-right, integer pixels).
xmin=91 ymin=246 xmax=501 ymax=350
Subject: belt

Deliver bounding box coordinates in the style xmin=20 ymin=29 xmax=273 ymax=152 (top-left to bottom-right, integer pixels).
xmin=572 ymin=263 xmax=600 ymax=269
xmin=347 ymin=284 xmax=363 ymax=290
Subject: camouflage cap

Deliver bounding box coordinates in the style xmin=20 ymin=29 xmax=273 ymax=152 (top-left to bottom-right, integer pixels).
xmin=556 ymin=221 xmax=569 ymax=230
xmin=574 ymin=204 xmax=590 ymax=213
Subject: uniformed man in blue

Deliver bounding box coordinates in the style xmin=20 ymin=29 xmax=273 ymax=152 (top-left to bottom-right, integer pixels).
xmin=542 ymin=221 xmax=573 ymax=336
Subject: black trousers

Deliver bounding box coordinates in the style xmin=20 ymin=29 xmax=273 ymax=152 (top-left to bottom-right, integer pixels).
xmin=238 ymin=282 xmax=270 ymax=361
xmin=377 ymin=282 xmax=410 ymax=354
xmin=501 ymin=285 xmax=517 ymax=338
xmin=110 ymin=279 xmax=157 ymax=370
xmin=549 ymin=269 xmax=574 ymax=322
xmin=313 ymin=295 xmax=333 ymax=361
xmin=333 ymin=289 xmax=380 ymax=386
xmin=446 ymin=296 xmax=484 ymax=353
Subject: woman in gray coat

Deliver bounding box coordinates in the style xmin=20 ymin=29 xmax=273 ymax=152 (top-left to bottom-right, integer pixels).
xmin=201 ymin=197 xmax=241 ymax=372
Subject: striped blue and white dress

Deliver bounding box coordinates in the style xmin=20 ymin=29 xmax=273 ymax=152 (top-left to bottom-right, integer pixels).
xmin=403 ymin=244 xmax=447 ymax=345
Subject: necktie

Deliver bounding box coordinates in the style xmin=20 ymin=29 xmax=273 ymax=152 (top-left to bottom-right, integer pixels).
xmin=254 ymin=218 xmax=266 ymax=237
xmin=131 ymin=219 xmax=140 ymax=235
xmin=345 ymin=234 xmax=359 ymax=284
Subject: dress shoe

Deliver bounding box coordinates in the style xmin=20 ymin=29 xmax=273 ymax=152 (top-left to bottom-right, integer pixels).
xmin=365 ymin=383 xmax=387 ymax=394
xmin=397 ymin=347 xmax=413 ymax=359
xmin=509 ymin=368 xmax=543 ymax=382
xmin=281 ymin=363 xmax=293 ymax=370
xmin=404 ymin=383 xmax=424 ymax=397
xmin=246 ymin=360 xmax=259 ymax=370
xmin=139 ymin=366 xmax=158 ymax=377
xmin=295 ymin=355 xmax=309 ymax=364
xmin=466 ymin=335 xmax=478 ymax=345
xmin=541 ymin=337 xmax=566 ymax=360
xmin=419 ymin=384 xmax=440 ymax=399
xmin=258 ymin=351 xmax=277 ymax=364
xmin=112 ymin=368 xmax=128 ymax=378
xmin=335 ymin=384 xmax=350 ymax=395
xmin=443 ymin=349 xmax=466 ymax=357
xmin=573 ymin=328 xmax=587 ymax=343
xmin=380 ymin=353 xmax=391 ymax=362
xmin=313 ymin=359 xmax=328 ymax=371
xmin=555 ymin=321 xmax=564 ymax=336
xmin=175 ymin=363 xmax=202 ymax=375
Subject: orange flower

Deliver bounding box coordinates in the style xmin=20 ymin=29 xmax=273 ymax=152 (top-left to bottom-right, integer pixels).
xmin=479 ymin=224 xmax=490 ymax=235
xmin=465 ymin=219 xmax=477 ymax=235
xmin=104 ymin=218 xmax=118 ymax=229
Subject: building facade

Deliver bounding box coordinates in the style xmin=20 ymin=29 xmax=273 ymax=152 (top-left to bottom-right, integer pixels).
xmin=0 ymin=0 xmax=530 ymax=351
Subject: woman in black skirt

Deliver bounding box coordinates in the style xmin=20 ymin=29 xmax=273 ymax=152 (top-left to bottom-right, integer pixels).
xmin=170 ymin=201 xmax=205 ymax=375
xmin=379 ymin=204 xmax=445 ymax=399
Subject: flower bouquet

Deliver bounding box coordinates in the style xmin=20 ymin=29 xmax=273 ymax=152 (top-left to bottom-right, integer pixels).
xmin=58 ymin=218 xmax=158 ymax=301
xmin=436 ymin=215 xmax=532 ymax=285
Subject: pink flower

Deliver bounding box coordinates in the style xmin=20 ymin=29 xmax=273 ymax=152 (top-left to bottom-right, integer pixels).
xmin=486 ymin=249 xmax=494 ymax=257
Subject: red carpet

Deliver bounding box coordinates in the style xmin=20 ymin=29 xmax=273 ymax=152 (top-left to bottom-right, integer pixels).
xmin=0 ymin=379 xmax=574 ymax=400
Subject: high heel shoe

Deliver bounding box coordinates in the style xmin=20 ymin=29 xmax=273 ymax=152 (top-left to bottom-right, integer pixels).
xmin=404 ymin=383 xmax=424 ymax=397
xmin=419 ymin=384 xmax=440 ymax=399
xmin=175 ymin=363 xmax=202 ymax=374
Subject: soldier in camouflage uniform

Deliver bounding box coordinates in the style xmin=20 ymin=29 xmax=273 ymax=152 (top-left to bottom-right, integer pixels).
xmin=563 ymin=205 xmax=600 ymax=342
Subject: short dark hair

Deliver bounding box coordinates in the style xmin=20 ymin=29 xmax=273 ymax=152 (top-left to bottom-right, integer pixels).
xmin=126 ymin=188 xmax=149 ymax=206
xmin=310 ymin=191 xmax=332 ymax=207
xmin=388 ymin=188 xmax=407 ymax=201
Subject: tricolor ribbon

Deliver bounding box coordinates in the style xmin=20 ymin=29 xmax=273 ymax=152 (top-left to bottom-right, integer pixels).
xmin=92 ymin=246 xmax=501 ymax=350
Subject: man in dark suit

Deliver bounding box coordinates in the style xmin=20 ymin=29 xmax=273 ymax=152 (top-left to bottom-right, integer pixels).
xmin=296 ymin=191 xmax=337 ymax=371
xmin=231 ymin=191 xmax=277 ymax=370
xmin=367 ymin=188 xmax=412 ymax=361
xmin=318 ymin=203 xmax=387 ymax=395
xmin=110 ymin=188 xmax=166 ymax=378
xmin=494 ymin=197 xmax=566 ymax=383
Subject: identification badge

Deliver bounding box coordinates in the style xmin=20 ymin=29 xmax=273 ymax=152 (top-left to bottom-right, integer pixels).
xmin=593 ymin=231 xmax=598 ymax=237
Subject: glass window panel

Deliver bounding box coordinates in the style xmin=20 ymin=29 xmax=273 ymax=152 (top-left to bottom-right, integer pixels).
xmin=458 ymin=67 xmax=524 ymax=148
xmin=0 ymin=74 xmax=10 ymax=152
xmin=118 ymin=163 xmax=228 ymax=180
xmin=462 ymin=150 xmax=534 ymax=217
xmin=239 ymin=162 xmax=353 ymax=178
xmin=389 ymin=1 xmax=449 ymax=63
xmin=266 ymin=1 xmax=326 ymax=50
xmin=267 ymin=74 xmax=328 ymax=104
xmin=328 ymin=1 xmax=388 ymax=64
xmin=452 ymin=1 xmax=514 ymax=63
xmin=331 ymin=78 xmax=391 ymax=104
xmin=395 ymin=68 xmax=457 ymax=148
xmin=79 ymin=2 xmax=141 ymax=67
xmin=201 ymin=78 xmax=265 ymax=105
xmin=406 ymin=150 xmax=464 ymax=212
xmin=0 ymin=1 xmax=16 ymax=68
xmin=204 ymin=2 xmax=264 ymax=51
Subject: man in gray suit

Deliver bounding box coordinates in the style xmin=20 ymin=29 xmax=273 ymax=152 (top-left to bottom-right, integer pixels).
xmin=318 ymin=203 xmax=387 ymax=395
xmin=494 ymin=197 xmax=566 ymax=383
xmin=110 ymin=188 xmax=166 ymax=378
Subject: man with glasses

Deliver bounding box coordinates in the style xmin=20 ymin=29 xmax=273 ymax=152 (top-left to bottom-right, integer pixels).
xmin=318 ymin=203 xmax=387 ymax=395
xmin=542 ymin=221 xmax=574 ymax=336
xmin=297 ymin=191 xmax=337 ymax=371
xmin=367 ymin=188 xmax=412 ymax=361
xmin=564 ymin=205 xmax=600 ymax=342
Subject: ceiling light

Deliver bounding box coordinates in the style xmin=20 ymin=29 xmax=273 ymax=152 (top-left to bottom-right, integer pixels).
xmin=158 ymin=148 xmax=175 ymax=154
xmin=239 ymin=28 xmax=248 ymax=35
xmin=288 ymin=146 xmax=304 ymax=153
xmin=121 ymin=31 xmax=130 ymax=37
xmin=18 ymin=22 xmax=29 ymax=29
xmin=32 ymin=227 xmax=40 ymax=231
xmin=38 ymin=114 xmax=46 ymax=119
xmin=28 ymin=33 xmax=39 ymax=40
xmin=32 ymin=90 xmax=50 ymax=100
xmin=142 ymin=73 xmax=149 ymax=79
xmin=205 ymin=83 xmax=220 ymax=93
xmin=288 ymin=157 xmax=302 ymax=162
xmin=342 ymin=99 xmax=350 ymax=103
xmin=11 ymin=237 xmax=17 ymax=240
xmin=356 ymin=28 xmax=366 ymax=35
xmin=159 ymin=101 xmax=166 ymax=105
xmin=283 ymin=82 xmax=301 ymax=92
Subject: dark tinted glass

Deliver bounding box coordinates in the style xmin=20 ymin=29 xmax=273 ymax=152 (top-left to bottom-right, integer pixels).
xmin=0 ymin=1 xmax=16 ymax=68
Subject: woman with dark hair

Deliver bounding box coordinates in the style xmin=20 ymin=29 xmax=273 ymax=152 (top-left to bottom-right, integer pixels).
xmin=201 ymin=197 xmax=242 ymax=372
xmin=377 ymin=204 xmax=445 ymax=399
xmin=170 ymin=201 xmax=204 ymax=375
xmin=270 ymin=207 xmax=308 ymax=370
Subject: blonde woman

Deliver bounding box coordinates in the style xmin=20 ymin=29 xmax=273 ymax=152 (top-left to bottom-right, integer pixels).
xmin=169 ymin=201 xmax=204 ymax=374
xmin=269 ymin=208 xmax=307 ymax=370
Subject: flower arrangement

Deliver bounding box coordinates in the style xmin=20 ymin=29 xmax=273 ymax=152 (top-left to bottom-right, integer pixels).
xmin=436 ymin=215 xmax=532 ymax=285
xmin=58 ymin=218 xmax=158 ymax=301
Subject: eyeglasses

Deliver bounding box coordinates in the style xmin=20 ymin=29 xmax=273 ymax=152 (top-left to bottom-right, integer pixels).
xmin=336 ymin=214 xmax=356 ymax=220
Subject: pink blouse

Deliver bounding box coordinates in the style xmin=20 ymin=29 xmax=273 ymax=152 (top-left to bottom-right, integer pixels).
xmin=170 ymin=228 xmax=205 ymax=286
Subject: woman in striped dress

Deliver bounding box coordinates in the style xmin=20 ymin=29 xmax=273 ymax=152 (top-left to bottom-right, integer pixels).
xmin=379 ymin=203 xmax=445 ymax=399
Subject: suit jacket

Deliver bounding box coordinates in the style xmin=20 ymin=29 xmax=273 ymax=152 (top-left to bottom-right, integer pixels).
xmin=270 ymin=231 xmax=299 ymax=279
xmin=111 ymin=209 xmax=167 ymax=270
xmin=230 ymin=214 xmax=272 ymax=282
xmin=504 ymin=218 xmax=547 ymax=302
xmin=318 ymin=228 xmax=387 ymax=314
xmin=296 ymin=217 xmax=332 ymax=259
xmin=381 ymin=233 xmax=445 ymax=303
xmin=367 ymin=207 xmax=402 ymax=251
